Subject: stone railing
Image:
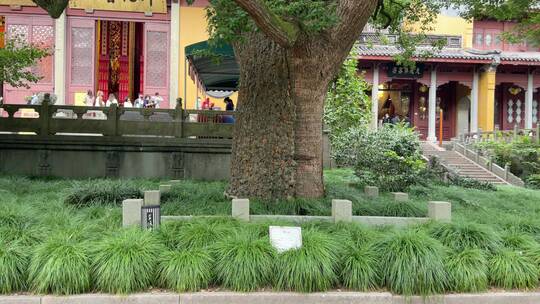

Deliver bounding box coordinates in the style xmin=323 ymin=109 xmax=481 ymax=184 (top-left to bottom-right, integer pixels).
xmin=452 ymin=126 xmax=536 ymax=187
xmin=0 ymin=97 xmax=235 ymax=139
xmin=458 ymin=125 xmax=540 ymax=145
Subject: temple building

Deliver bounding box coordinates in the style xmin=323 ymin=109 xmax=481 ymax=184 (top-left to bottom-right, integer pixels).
xmin=0 ymin=0 xmax=224 ymax=109
xmin=359 ymin=9 xmax=540 ymax=140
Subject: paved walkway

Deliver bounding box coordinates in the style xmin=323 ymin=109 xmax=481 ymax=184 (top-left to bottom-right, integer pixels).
xmin=1 ymin=292 xmax=540 ymax=304
xmin=421 ymin=141 xmax=509 ymax=185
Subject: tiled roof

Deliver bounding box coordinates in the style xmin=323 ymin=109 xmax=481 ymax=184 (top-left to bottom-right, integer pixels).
xmin=357 ymin=44 xmax=540 ymax=64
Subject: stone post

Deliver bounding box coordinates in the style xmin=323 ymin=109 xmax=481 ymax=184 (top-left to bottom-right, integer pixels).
xmin=39 ymin=95 xmax=50 ymax=136
xmin=364 ymin=186 xmax=379 ymax=198
xmin=536 ymin=125 xmax=540 ymax=143
xmin=232 ymin=199 xmax=250 ymax=221
xmin=428 ymin=201 xmax=451 ymax=222
xmin=122 ymin=199 xmax=143 ymax=227
xmin=105 ymin=103 xmax=119 ymax=136
xmin=159 ymin=184 xmax=172 ymax=194
xmin=174 ymin=98 xmax=183 ymax=138
xmin=144 ymin=190 xmax=161 ymax=206
xmin=331 ymin=199 xmax=352 ymax=223
xmin=513 ymin=124 xmax=518 ymax=140
xmin=392 ymin=192 xmax=409 ymax=202
xmin=504 ymin=163 xmax=510 ymax=181
xmin=169 ymin=180 xmax=181 ymax=187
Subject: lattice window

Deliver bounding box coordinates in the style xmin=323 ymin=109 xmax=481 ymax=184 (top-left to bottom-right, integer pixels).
xmin=146 ymin=31 xmax=167 ymax=88
xmin=32 ymin=25 xmax=54 ymax=84
xmin=71 ymin=27 xmax=94 ymax=85
xmin=6 ymin=24 xmax=29 ymax=45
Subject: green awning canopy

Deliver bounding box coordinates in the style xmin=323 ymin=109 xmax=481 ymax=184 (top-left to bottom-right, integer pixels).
xmin=185 ymin=41 xmax=239 ymax=92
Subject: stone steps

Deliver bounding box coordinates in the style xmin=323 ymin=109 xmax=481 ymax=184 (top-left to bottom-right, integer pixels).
xmin=421 ymin=142 xmax=509 ymax=186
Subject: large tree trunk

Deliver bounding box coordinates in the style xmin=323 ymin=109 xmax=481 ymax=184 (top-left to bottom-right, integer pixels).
xmin=229 ymin=0 xmax=379 ymax=200
xmin=229 ymin=33 xmax=297 ymax=199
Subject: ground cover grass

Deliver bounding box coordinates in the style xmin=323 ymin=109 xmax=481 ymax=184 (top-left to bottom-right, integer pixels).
xmin=0 ymin=169 xmax=540 ymax=295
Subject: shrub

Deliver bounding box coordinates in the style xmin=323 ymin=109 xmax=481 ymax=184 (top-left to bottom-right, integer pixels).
xmin=274 ymin=229 xmax=340 ymax=292
xmin=0 ymin=239 xmax=28 ymax=294
xmin=445 ymin=249 xmax=488 ymax=292
xmin=92 ymin=229 xmax=164 ymax=294
xmin=489 ymin=249 xmax=538 ymax=289
xmin=347 ymin=124 xmax=425 ymax=192
xmin=428 ymin=222 xmax=502 ymax=252
xmin=378 ymin=201 xmax=424 ymax=217
xmin=158 ymin=248 xmax=214 ymax=292
xmin=64 ymin=180 xmax=142 ymax=207
xmin=213 ymin=231 xmax=275 ymax=292
xmin=340 ymin=242 xmax=380 ymax=291
xmin=28 ymin=235 xmax=90 ymax=295
xmin=376 ymin=230 xmax=447 ymax=295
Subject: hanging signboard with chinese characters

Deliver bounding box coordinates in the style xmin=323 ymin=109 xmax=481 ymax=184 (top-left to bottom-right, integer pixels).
xmin=387 ymin=63 xmax=425 ymax=79
xmin=70 ymin=0 xmax=167 ymax=14
xmin=0 ymin=0 xmax=36 ymax=6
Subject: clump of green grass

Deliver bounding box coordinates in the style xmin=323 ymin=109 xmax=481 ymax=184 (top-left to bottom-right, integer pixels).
xmin=28 ymin=235 xmax=90 ymax=295
xmin=213 ymin=231 xmax=275 ymax=291
xmin=92 ymin=228 xmax=164 ymax=294
xmin=378 ymin=201 xmax=424 ymax=217
xmin=377 ymin=230 xmax=447 ymax=295
xmin=340 ymin=242 xmax=380 ymax=291
xmin=64 ymin=180 xmax=142 ymax=207
xmin=489 ymin=249 xmax=538 ymax=289
xmin=427 ymin=221 xmax=502 ymax=252
xmin=274 ymin=229 xmax=340 ymax=292
xmin=445 ymin=249 xmax=488 ymax=292
xmin=158 ymin=218 xmax=238 ymax=250
xmin=158 ymin=248 xmax=214 ymax=292
xmin=501 ymin=230 xmax=538 ymax=250
xmin=0 ymin=239 xmax=28 ymax=294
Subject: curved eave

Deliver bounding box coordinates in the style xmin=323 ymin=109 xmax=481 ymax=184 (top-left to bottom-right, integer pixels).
xmin=357 ymin=55 xmax=492 ymax=64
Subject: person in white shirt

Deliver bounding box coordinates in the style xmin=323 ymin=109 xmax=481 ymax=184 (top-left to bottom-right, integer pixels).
xmin=94 ymin=91 xmax=104 ymax=107
xmin=106 ymin=93 xmax=118 ymax=107
xmin=84 ymin=90 xmax=94 ymax=107
xmin=151 ymin=92 xmax=163 ymax=109
xmin=134 ymin=94 xmax=144 ymax=108
xmin=123 ymin=97 xmax=133 ymax=108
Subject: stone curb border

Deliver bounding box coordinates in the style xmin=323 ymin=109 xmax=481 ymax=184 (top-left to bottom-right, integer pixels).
xmin=2 ymin=292 xmax=540 ymax=304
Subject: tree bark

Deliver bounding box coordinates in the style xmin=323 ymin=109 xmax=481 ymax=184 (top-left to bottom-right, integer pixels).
xmin=230 ymin=32 xmax=296 ymax=199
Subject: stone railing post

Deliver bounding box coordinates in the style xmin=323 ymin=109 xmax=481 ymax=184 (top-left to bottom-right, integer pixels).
xmin=105 ymin=104 xmax=119 ymax=136
xmin=364 ymin=186 xmax=379 ymax=198
xmin=428 ymin=201 xmax=451 ymax=222
xmin=331 ymin=199 xmax=352 ymax=223
xmin=513 ymin=124 xmax=518 ymax=140
xmin=39 ymin=95 xmax=51 ymax=136
xmin=536 ymin=125 xmax=540 ymax=143
xmin=122 ymin=199 xmax=143 ymax=227
xmin=232 ymin=199 xmax=250 ymax=221
xmin=504 ymin=163 xmax=510 ymax=181
xmin=174 ymin=98 xmax=183 ymax=138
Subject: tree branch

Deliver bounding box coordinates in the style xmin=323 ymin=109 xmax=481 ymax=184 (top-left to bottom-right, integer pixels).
xmin=233 ymin=0 xmax=299 ymax=48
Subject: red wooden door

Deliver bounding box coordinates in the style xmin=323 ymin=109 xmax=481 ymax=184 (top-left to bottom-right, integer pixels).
xmin=66 ymin=18 xmax=95 ymax=106
xmin=498 ymin=83 xmax=525 ymax=130
xmin=143 ymin=22 xmax=169 ymax=108
xmin=436 ymin=82 xmax=457 ymax=140
xmin=3 ymin=15 xmax=55 ymax=104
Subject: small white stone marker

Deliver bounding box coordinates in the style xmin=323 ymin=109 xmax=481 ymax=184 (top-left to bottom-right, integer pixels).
xmin=144 ymin=190 xmax=161 ymax=206
xmin=159 ymin=184 xmax=172 ymax=194
xmin=392 ymin=192 xmax=409 ymax=202
xmin=269 ymin=226 xmax=302 ymax=253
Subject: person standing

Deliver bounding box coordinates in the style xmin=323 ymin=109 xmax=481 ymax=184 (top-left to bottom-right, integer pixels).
xmin=95 ymin=91 xmax=104 ymax=107
xmin=84 ymin=90 xmax=94 ymax=107
xmin=134 ymin=94 xmax=144 ymax=108
xmin=106 ymin=93 xmax=118 ymax=107
xmin=151 ymin=92 xmax=163 ymax=109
